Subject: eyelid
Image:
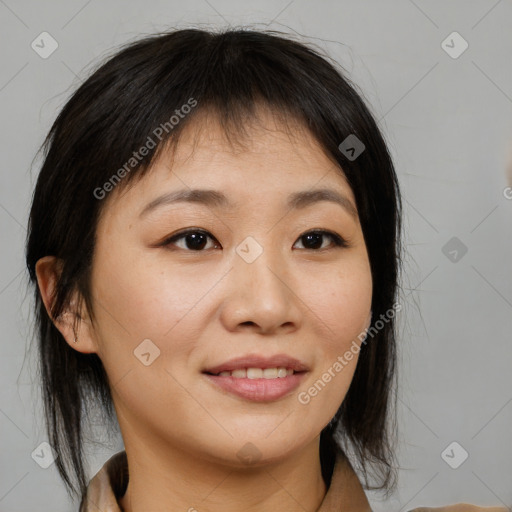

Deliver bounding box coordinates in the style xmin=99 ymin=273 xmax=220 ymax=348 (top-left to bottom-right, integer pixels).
xmin=159 ymin=228 xmax=350 ymax=251
xmin=159 ymin=228 xmax=220 ymax=250
xmin=293 ymin=229 xmax=350 ymax=250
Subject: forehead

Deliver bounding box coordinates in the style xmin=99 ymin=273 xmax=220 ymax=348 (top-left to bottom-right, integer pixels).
xmin=173 ymin=106 xmax=339 ymax=166
xmin=103 ymin=106 xmax=354 ymax=218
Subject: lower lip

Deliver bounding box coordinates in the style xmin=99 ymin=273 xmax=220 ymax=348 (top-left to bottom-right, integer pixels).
xmin=203 ymin=372 xmax=307 ymax=402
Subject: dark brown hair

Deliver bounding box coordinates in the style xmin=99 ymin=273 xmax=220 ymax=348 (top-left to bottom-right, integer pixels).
xmin=25 ymin=27 xmax=402 ymax=504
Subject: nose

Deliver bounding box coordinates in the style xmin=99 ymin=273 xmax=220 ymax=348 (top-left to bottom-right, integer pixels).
xmin=219 ymin=243 xmax=303 ymax=335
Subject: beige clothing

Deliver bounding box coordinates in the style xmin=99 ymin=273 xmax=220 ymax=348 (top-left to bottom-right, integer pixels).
xmin=79 ymin=451 xmax=509 ymax=511
xmin=79 ymin=450 xmax=373 ymax=511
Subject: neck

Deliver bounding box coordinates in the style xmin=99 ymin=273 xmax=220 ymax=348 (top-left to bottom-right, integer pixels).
xmin=118 ymin=437 xmax=328 ymax=512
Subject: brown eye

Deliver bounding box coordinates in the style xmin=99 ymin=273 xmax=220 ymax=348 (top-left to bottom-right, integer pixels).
xmin=160 ymin=229 xmax=348 ymax=252
xmin=162 ymin=229 xmax=220 ymax=251
xmin=294 ymin=230 xmax=349 ymax=251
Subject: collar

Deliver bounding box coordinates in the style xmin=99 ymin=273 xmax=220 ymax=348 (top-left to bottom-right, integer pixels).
xmin=80 ymin=450 xmax=372 ymax=512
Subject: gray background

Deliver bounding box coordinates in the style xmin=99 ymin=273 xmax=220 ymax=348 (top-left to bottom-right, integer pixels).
xmin=1 ymin=1 xmax=511 ymax=510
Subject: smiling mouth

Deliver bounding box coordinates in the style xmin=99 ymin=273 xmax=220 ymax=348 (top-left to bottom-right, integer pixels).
xmin=204 ymin=367 xmax=301 ymax=379
xmin=202 ymin=369 xmax=307 ymax=402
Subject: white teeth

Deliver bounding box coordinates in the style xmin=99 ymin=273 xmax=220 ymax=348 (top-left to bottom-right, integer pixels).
xmin=263 ymin=368 xmax=278 ymax=379
xmin=247 ymin=368 xmax=263 ymax=379
xmin=215 ymin=367 xmax=295 ymax=379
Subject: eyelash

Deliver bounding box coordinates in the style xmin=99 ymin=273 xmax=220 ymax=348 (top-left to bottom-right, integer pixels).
xmin=160 ymin=228 xmax=349 ymax=252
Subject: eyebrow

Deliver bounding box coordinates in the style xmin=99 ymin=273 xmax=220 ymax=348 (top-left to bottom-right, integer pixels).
xmin=139 ymin=187 xmax=358 ymax=220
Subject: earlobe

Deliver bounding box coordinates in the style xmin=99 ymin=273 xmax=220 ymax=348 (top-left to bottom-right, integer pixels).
xmin=34 ymin=255 xmax=97 ymax=354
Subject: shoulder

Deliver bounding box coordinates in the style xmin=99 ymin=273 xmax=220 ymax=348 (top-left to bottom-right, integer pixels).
xmin=408 ymin=504 xmax=510 ymax=511
xmin=79 ymin=451 xmax=128 ymax=512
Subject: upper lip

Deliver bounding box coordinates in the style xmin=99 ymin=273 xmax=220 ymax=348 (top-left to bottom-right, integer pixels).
xmin=203 ymin=354 xmax=309 ymax=375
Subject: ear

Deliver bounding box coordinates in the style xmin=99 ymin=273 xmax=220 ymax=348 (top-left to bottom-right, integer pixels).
xmin=35 ymin=255 xmax=98 ymax=354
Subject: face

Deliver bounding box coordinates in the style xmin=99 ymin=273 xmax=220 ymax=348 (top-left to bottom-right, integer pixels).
xmin=65 ymin=109 xmax=372 ymax=465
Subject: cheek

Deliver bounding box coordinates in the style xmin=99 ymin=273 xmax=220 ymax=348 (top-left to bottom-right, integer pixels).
xmin=297 ymin=357 xmax=358 ymax=423
xmin=93 ymin=250 xmax=219 ymax=340
xmin=290 ymin=261 xmax=371 ymax=420
xmin=89 ymin=254 xmax=213 ymax=432
xmin=303 ymin=258 xmax=372 ymax=342
xmin=296 ymin=308 xmax=367 ymax=429
xmin=90 ymin=249 xmax=229 ymax=398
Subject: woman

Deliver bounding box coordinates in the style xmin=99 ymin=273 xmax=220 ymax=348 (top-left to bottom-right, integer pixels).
xmin=25 ymin=28 xmax=506 ymax=511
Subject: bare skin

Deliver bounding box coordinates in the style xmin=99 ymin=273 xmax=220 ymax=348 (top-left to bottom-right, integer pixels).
xmin=36 ymin=109 xmax=507 ymax=512
xmin=36 ymin=108 xmax=373 ymax=511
